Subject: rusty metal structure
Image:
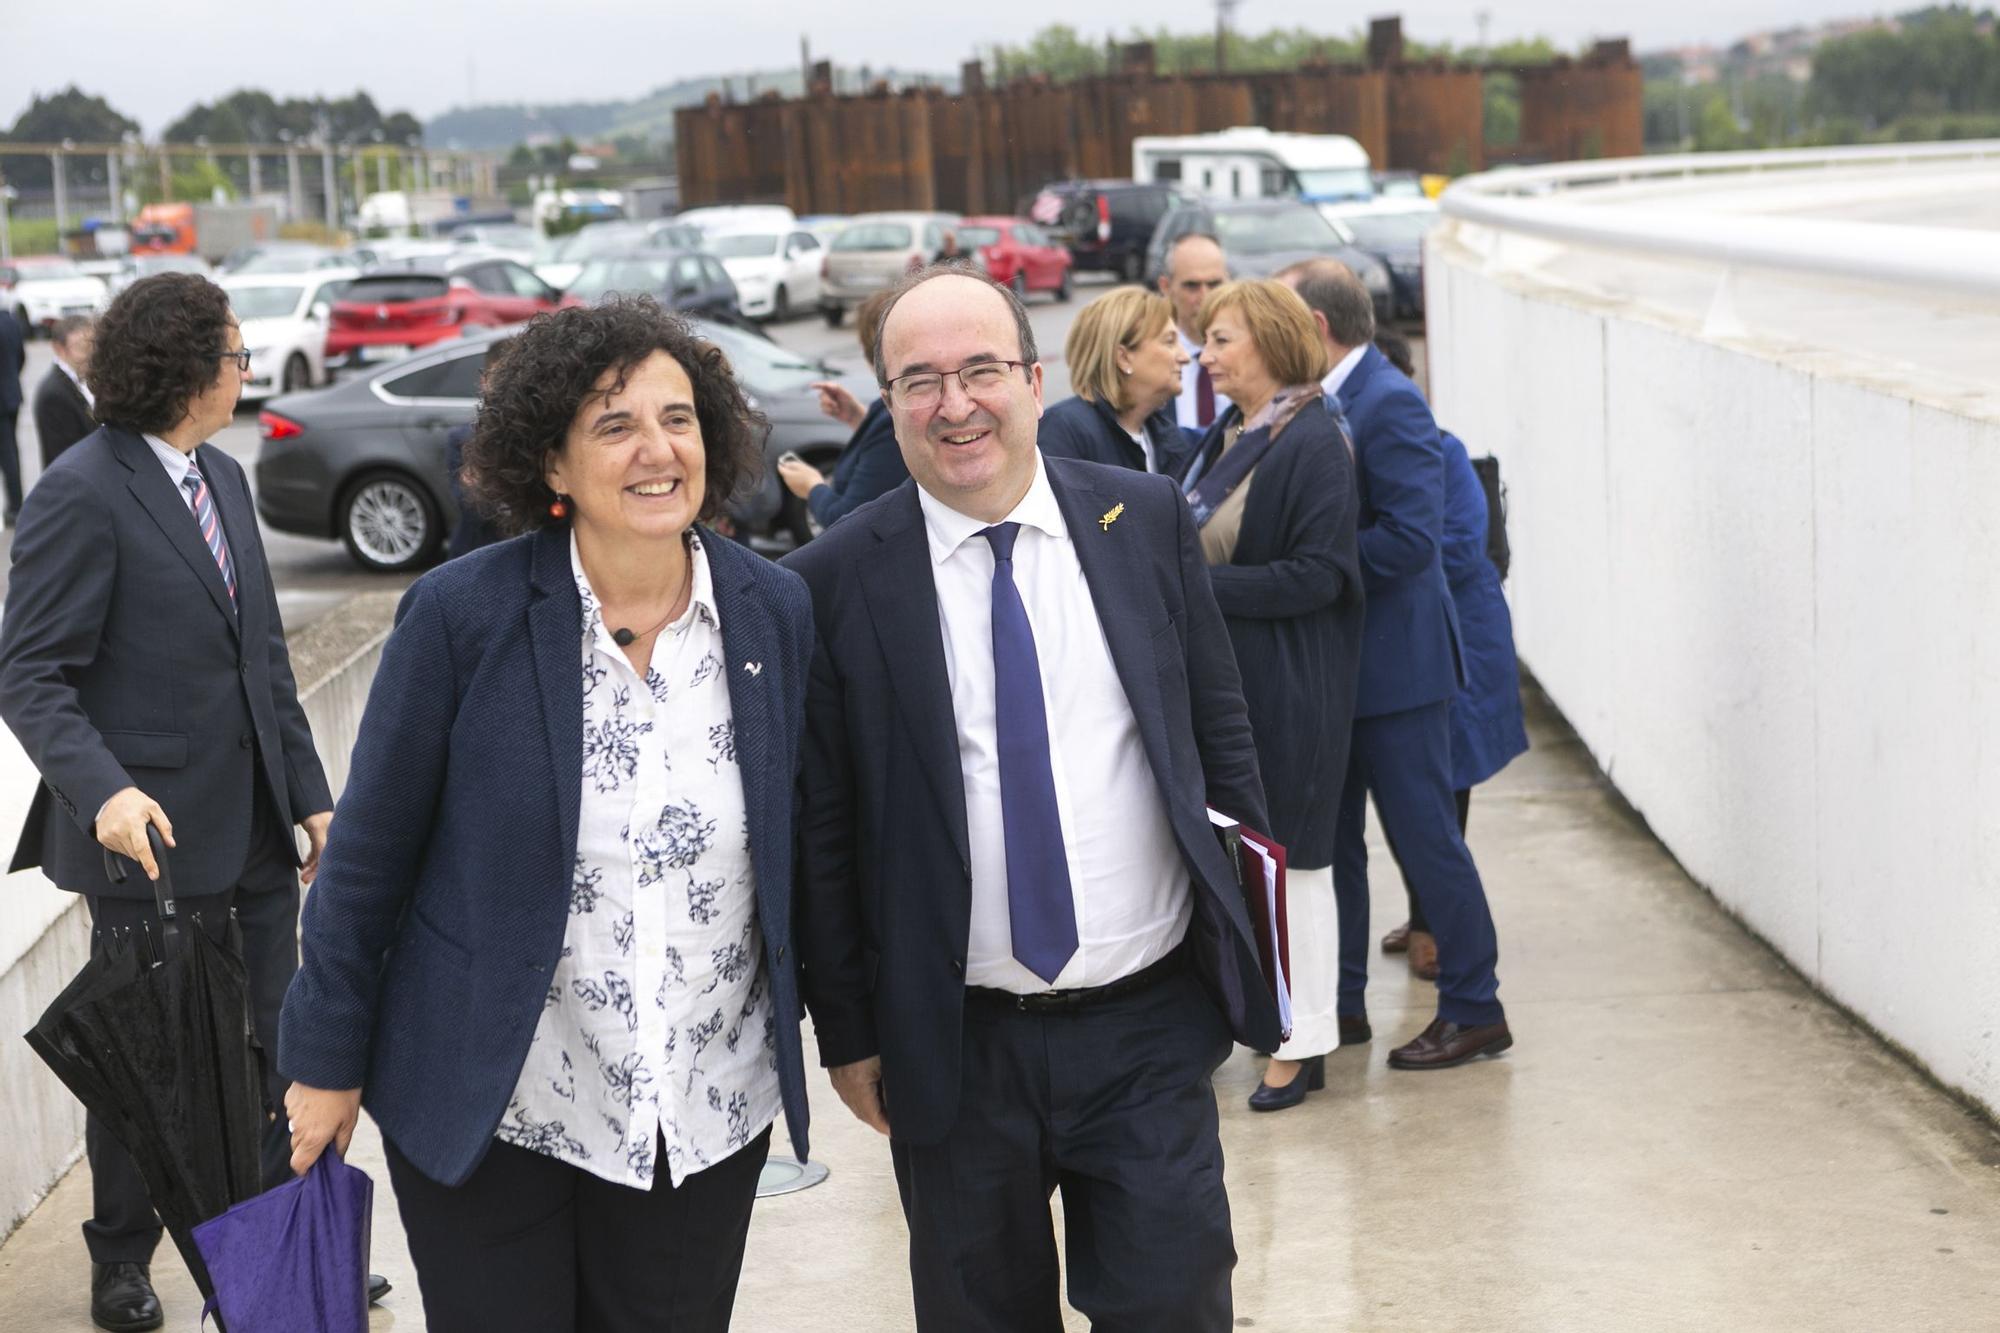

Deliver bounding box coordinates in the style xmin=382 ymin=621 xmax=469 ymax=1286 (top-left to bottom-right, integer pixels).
xmin=675 ymin=16 xmax=1642 ymax=214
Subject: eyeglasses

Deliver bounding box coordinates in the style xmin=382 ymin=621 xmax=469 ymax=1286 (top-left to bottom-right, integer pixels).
xmin=217 ymin=349 xmax=252 ymax=373
xmin=884 ymin=359 xmax=1029 ymax=409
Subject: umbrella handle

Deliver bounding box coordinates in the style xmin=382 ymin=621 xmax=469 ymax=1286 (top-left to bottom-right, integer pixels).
xmin=102 ymin=826 xmax=181 ymax=963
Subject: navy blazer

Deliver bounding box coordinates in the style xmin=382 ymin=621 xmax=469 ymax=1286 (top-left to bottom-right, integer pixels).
xmin=0 ymin=309 xmax=23 ymax=413
xmin=1180 ymin=397 xmax=1363 ymax=869
xmin=1440 ymin=431 xmax=1528 ymax=791
xmin=1 ymin=425 xmax=331 ymax=896
xmin=278 ymin=526 xmax=813 ymax=1186
xmin=783 ymin=460 xmax=1279 ymax=1148
xmin=1037 ymin=393 xmax=1189 ymax=477
xmin=1334 ymin=344 xmax=1465 ymax=718
xmin=33 ymin=367 xmax=97 ymax=467
xmin=807 ymin=398 xmax=909 ymax=529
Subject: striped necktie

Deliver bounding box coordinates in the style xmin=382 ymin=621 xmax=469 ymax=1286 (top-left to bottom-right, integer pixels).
xmin=182 ymin=467 xmax=238 ymax=606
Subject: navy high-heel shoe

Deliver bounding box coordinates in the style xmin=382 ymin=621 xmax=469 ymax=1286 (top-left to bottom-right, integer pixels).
xmin=1247 ymin=1054 xmax=1325 ymax=1112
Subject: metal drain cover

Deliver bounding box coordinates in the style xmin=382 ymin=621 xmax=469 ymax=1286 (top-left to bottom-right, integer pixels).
xmin=756 ymin=1158 xmax=830 ymax=1198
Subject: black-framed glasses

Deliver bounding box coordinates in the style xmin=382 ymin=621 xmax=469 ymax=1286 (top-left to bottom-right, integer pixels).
xmin=217 ymin=349 xmax=252 ymax=373
xmin=884 ymin=359 xmax=1030 ymax=409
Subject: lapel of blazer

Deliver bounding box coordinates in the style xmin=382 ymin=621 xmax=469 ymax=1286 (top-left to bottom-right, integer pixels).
xmin=706 ymin=534 xmax=783 ymax=931
xmin=854 ymin=484 xmax=972 ymax=871
xmin=1336 ymin=343 xmax=1384 ymax=417
xmin=108 ymin=426 xmax=239 ymax=633
xmin=527 ymin=527 xmax=584 ymax=864
xmin=1044 ymin=462 xmax=1176 ymax=794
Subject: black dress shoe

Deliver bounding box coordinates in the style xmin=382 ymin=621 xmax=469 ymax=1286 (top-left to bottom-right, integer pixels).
xmin=369 ymin=1272 xmax=392 ymax=1304
xmin=1248 ymin=1055 xmax=1325 ymax=1111
xmin=1338 ymin=1014 xmax=1373 ymax=1045
xmin=1387 ymin=1016 xmax=1514 ymax=1070
xmin=90 ymin=1261 xmax=163 ymax=1332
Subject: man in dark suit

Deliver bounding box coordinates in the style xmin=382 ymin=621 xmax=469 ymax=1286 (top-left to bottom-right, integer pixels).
xmin=785 ymin=266 xmax=1277 ymax=1331
xmin=0 ymin=305 xmax=24 ymax=525
xmin=0 ymin=273 xmax=334 ymax=1332
xmin=32 ymin=314 xmax=98 ymax=469
xmin=1280 ymin=259 xmax=1513 ymax=1071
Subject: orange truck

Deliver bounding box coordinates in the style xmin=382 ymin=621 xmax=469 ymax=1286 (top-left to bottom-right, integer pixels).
xmin=130 ymin=201 xmax=280 ymax=262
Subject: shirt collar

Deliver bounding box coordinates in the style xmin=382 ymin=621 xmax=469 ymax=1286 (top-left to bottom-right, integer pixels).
xmin=1177 ymin=326 xmax=1202 ymax=356
xmin=1320 ymin=342 xmax=1369 ymax=399
xmin=570 ymin=529 xmax=719 ymax=654
xmin=916 ymin=449 xmax=1068 ymax=567
xmin=143 ymin=433 xmax=197 ymax=488
xmin=58 ymin=358 xmax=94 ymax=406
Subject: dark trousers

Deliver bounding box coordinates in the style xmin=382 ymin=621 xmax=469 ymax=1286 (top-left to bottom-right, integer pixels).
xmin=891 ymin=969 xmax=1237 ymax=1333
xmin=0 ymin=409 xmax=21 ymax=518
xmin=384 ymin=1129 xmax=771 ymax=1333
xmin=79 ymin=811 xmax=299 ymax=1264
xmin=1393 ymin=787 xmax=1471 ymax=933
xmin=1334 ymin=701 xmax=1504 ymax=1027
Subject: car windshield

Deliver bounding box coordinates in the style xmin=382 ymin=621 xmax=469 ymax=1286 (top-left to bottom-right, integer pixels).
xmin=567 ymin=258 xmax=674 ymax=301
xmin=546 ymin=225 xmax=651 ymax=263
xmin=228 ymin=286 xmax=303 ymax=320
xmin=1294 ymin=168 xmax=1375 ymax=202
xmin=708 ymin=234 xmax=782 ymax=259
xmin=695 ymin=320 xmax=820 ymax=395
xmin=1340 ymin=211 xmax=1442 ymax=246
xmin=833 ymin=223 xmax=913 ymax=251
xmin=339 ymin=275 xmax=450 ymax=303
xmin=18 ymin=259 xmax=85 ymax=279
xmin=957 ymin=226 xmax=1003 ymax=247
xmin=1209 ymin=207 xmax=1341 ymax=255
xmin=235 ymin=250 xmax=330 ymax=274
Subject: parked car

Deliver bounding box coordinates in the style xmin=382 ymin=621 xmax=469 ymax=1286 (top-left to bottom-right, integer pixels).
xmin=222 ymin=242 xmax=348 ymax=275
xmin=1023 ymin=180 xmax=1189 ymax=283
xmin=326 ymin=256 xmax=560 ymax=367
xmin=110 ymin=252 xmax=213 ymax=294
xmin=954 ymin=217 xmax=1073 ymax=302
xmin=448 ymin=223 xmax=540 ymax=264
xmin=340 ymin=238 xmax=463 ymax=269
xmin=2 ymin=257 xmax=109 ymax=337
xmin=532 ymin=219 xmax=702 ymax=291
xmin=221 ymin=269 xmax=358 ymax=401
xmin=557 ymin=249 xmax=742 ymax=322
xmin=253 ymin=318 xmax=866 ymax=570
xmin=798 ymin=214 xmax=850 ymax=249
xmin=675 ymin=204 xmax=798 ymax=237
xmin=1143 ymin=197 xmax=1395 ymax=323
xmin=818 ymin=211 xmax=957 ymax=326
xmin=705 ymin=228 xmax=824 ymax=321
xmin=1319 ymin=199 xmax=1441 ymax=321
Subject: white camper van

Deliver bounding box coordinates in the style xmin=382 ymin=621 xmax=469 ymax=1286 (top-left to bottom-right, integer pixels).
xmin=1131 ymin=128 xmax=1374 ymax=204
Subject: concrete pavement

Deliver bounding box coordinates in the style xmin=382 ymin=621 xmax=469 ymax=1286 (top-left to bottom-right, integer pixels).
xmin=3 ymin=680 xmax=1997 ymax=1330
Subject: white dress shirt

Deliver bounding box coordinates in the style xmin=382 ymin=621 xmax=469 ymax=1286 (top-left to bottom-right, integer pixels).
xmin=143 ymin=433 xmax=201 ymax=514
xmin=499 ymin=533 xmax=780 ymax=1188
xmin=1173 ymin=327 xmax=1231 ymax=431
xmin=1320 ymin=342 xmax=1368 ymax=402
xmin=1126 ymin=424 xmax=1157 ymax=474
xmin=917 ymin=453 xmax=1189 ymax=993
xmin=59 ymin=358 xmax=95 ymax=408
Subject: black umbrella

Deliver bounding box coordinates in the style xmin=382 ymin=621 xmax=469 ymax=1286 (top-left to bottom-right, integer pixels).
xmin=25 ymin=826 xmax=270 ymax=1307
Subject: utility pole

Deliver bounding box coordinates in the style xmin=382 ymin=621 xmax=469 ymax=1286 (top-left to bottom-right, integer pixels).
xmin=1215 ymin=0 xmax=1241 ymax=73
xmin=801 ymin=34 xmax=812 ymax=91
xmin=50 ymin=147 xmax=69 ymax=240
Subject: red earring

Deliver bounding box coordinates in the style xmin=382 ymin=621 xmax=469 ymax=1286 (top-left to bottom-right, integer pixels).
xmin=549 ymin=496 xmax=568 ymax=519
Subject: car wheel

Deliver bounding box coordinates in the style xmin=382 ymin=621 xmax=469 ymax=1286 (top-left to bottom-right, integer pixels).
xmin=822 ymin=303 xmax=843 ymax=328
xmin=1009 ymin=272 xmax=1028 ymax=300
xmin=771 ymin=285 xmax=790 ymax=323
xmin=1120 ymin=252 xmax=1142 ymax=283
xmin=1056 ymin=269 xmax=1073 ymax=303
xmin=339 ymin=471 xmax=442 ymax=573
xmin=281 ymin=354 xmax=309 ymax=394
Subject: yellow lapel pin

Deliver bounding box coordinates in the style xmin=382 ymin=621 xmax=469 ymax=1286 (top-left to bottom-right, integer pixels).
xmin=1099 ymin=502 xmax=1125 ymax=532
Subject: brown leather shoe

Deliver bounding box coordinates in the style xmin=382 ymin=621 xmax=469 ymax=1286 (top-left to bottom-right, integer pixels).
xmin=1380 ymin=921 xmax=1412 ymax=954
xmin=1387 ymin=1017 xmax=1513 ymax=1070
xmin=1406 ymin=930 xmax=1439 ymax=981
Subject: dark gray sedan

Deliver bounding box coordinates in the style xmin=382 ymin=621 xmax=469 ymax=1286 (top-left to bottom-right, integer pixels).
xmin=254 ymin=320 xmax=871 ymax=571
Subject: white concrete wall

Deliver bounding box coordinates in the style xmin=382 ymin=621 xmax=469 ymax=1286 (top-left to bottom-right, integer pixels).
xmin=1426 ymin=234 xmax=2000 ymax=1113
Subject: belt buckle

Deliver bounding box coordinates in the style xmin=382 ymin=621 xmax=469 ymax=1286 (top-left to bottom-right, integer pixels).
xmin=1018 ymin=989 xmax=1062 ymax=1012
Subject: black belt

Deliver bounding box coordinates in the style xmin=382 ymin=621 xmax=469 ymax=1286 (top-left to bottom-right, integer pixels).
xmin=965 ymin=942 xmax=1187 ymax=1015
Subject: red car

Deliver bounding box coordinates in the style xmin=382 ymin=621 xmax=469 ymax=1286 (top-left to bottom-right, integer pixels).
xmin=326 ymin=255 xmax=559 ymax=366
xmin=956 ymin=217 xmax=1073 ymax=302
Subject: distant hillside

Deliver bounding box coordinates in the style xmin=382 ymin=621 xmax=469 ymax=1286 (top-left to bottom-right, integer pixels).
xmin=426 ymin=66 xmax=958 ymax=150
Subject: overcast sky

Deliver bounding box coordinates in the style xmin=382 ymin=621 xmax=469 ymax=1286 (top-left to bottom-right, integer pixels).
xmin=6 ymin=0 xmax=1888 ymax=134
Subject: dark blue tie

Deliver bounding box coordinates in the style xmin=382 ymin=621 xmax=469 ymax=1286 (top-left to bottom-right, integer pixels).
xmin=980 ymin=523 xmax=1078 ymax=984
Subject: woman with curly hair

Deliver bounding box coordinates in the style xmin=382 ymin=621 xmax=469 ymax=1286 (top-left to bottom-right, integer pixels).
xmin=280 ymin=296 xmax=815 ymax=1332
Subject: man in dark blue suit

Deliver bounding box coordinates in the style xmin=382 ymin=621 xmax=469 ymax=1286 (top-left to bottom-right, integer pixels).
xmin=0 ymin=305 xmax=24 ymax=524
xmin=1281 ymin=260 xmax=1513 ymax=1070
xmin=785 ymin=267 xmax=1277 ymax=1331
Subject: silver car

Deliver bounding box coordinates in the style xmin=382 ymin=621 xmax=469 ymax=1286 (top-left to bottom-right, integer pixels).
xmin=818 ymin=211 xmax=957 ymax=327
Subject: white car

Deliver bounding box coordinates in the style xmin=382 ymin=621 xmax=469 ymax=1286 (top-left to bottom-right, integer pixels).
xmin=222 ymin=269 xmax=359 ymax=401
xmin=675 ymin=204 xmax=797 ymax=237
xmin=2 ymin=257 xmax=110 ymax=337
xmin=705 ymin=229 xmax=825 ymax=322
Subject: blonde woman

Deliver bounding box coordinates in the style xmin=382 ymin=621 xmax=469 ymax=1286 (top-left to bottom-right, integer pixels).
xmin=1176 ymin=279 xmax=1365 ymax=1111
xmin=1039 ymin=285 xmax=1190 ymax=474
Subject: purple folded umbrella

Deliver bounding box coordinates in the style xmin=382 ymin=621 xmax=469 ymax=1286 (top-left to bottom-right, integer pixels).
xmin=192 ymin=1146 xmax=373 ymax=1333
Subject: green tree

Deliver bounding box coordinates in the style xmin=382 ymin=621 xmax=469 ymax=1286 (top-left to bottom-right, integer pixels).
xmin=1 ymin=88 xmax=140 ymax=190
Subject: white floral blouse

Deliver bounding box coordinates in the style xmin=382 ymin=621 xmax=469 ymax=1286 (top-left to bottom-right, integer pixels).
xmin=495 ymin=532 xmax=780 ymax=1189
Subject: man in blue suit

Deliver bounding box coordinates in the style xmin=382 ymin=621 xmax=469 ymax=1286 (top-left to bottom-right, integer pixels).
xmin=1280 ymin=260 xmax=1513 ymax=1070
xmin=0 ymin=306 xmax=25 ymax=524
xmin=786 ymin=266 xmax=1276 ymax=1330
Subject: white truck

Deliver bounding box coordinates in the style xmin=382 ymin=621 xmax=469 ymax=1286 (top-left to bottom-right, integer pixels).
xmin=1132 ymin=127 xmax=1374 ymax=205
